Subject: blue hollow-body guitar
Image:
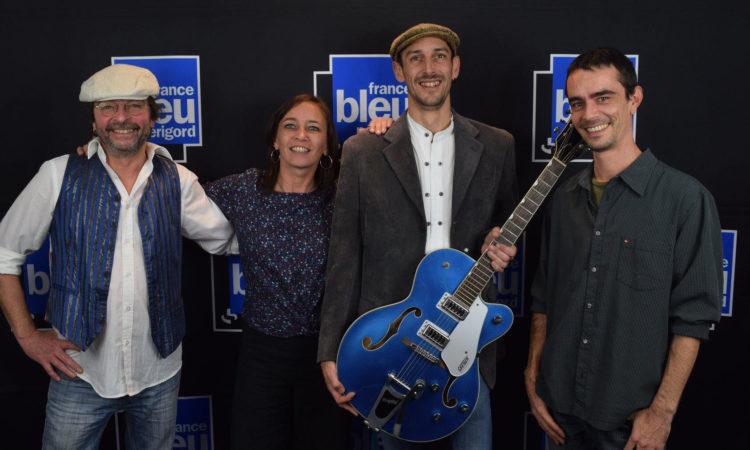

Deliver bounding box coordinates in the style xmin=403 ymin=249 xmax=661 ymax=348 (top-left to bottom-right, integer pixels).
xmin=336 ymin=120 xmax=589 ymax=442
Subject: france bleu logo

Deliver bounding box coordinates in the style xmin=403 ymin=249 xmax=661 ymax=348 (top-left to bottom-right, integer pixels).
xmin=494 ymin=234 xmax=525 ymax=317
xmin=721 ymin=230 xmax=737 ymax=316
xmin=211 ymin=255 xmax=243 ymax=332
xmin=531 ymin=54 xmax=639 ymax=162
xmin=174 ymin=396 xmax=214 ymax=450
xmin=21 ymin=237 xmax=50 ymax=316
xmin=112 ymin=56 xmax=203 ymax=162
xmin=313 ymin=55 xmax=408 ymax=142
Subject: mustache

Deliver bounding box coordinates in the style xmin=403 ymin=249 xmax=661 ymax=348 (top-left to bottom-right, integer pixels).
xmin=416 ymin=73 xmax=444 ymax=82
xmin=104 ymin=121 xmax=141 ymax=132
xmin=578 ymin=119 xmax=608 ymax=128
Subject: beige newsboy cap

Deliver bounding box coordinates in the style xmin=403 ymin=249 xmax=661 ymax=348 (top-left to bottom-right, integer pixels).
xmin=390 ymin=23 xmax=460 ymax=61
xmin=79 ymin=64 xmax=159 ymax=102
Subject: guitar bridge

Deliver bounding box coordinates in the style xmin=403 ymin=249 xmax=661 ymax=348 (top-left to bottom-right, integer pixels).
xmin=401 ymin=337 xmax=446 ymax=368
xmin=437 ymin=293 xmax=469 ymax=321
xmin=418 ymin=321 xmax=450 ymax=350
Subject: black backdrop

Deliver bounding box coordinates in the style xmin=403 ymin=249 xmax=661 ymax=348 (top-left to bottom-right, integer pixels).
xmin=1 ymin=1 xmax=747 ymax=448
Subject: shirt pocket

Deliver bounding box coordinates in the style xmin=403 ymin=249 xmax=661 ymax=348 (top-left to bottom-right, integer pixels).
xmin=616 ymin=237 xmax=672 ymax=291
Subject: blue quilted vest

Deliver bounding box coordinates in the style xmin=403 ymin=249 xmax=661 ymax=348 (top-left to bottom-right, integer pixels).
xmin=47 ymin=152 xmax=184 ymax=357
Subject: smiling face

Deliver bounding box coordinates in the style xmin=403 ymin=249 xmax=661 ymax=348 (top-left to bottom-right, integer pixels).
xmin=273 ymin=101 xmax=328 ymax=175
xmin=566 ymin=65 xmax=642 ymax=153
xmin=92 ymin=99 xmax=154 ymax=157
xmin=393 ymin=36 xmax=460 ymax=113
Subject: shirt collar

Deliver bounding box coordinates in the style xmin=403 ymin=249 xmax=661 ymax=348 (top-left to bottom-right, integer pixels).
xmin=574 ymin=149 xmax=657 ymax=196
xmin=617 ymin=149 xmax=657 ymax=196
xmin=406 ymin=112 xmax=454 ymax=141
xmin=87 ymin=138 xmax=173 ymax=163
xmin=575 ymin=163 xmax=595 ymax=193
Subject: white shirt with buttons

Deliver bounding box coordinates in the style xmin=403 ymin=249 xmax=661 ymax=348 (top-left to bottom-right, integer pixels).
xmin=407 ymin=113 xmax=455 ymax=254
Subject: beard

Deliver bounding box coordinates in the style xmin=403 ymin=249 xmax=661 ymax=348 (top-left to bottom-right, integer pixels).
xmin=575 ymin=120 xmax=616 ymax=153
xmin=584 ymin=133 xmax=617 ymax=153
xmin=409 ymin=75 xmax=451 ymax=109
xmin=95 ymin=120 xmax=152 ymax=158
xmin=588 ymin=141 xmax=614 ymax=153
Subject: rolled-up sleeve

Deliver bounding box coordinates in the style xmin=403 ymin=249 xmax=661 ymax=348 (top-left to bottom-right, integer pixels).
xmin=0 ymin=157 xmax=66 ymax=274
xmin=177 ymin=165 xmax=236 ymax=255
xmin=669 ymin=188 xmax=723 ymax=339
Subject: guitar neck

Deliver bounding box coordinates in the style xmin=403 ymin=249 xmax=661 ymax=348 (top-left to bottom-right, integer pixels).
xmin=451 ymin=157 xmax=567 ymax=306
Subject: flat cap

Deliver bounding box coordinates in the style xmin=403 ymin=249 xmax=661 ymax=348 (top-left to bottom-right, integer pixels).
xmin=390 ymin=23 xmax=460 ymax=61
xmin=79 ymin=64 xmax=159 ymax=102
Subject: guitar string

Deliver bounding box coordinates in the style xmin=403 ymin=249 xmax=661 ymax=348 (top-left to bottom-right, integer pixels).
xmin=390 ymin=154 xmax=571 ymax=409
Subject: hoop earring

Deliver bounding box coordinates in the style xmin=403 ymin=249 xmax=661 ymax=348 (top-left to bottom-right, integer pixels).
xmin=319 ymin=154 xmax=333 ymax=169
xmin=270 ymin=149 xmax=280 ymax=162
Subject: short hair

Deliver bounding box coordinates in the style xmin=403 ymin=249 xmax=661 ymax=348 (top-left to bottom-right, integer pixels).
xmin=566 ymin=48 xmax=638 ymax=98
xmin=260 ymin=94 xmax=340 ymax=194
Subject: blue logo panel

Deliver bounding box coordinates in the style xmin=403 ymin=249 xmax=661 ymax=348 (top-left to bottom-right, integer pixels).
xmin=21 ymin=237 xmax=50 ymax=314
xmin=112 ymin=56 xmax=202 ymax=146
xmin=721 ymin=229 xmax=737 ymax=316
xmin=211 ymin=255 xmax=242 ymax=332
xmin=494 ymin=233 xmax=525 ymax=316
xmin=549 ymin=55 xmax=578 ymax=144
xmin=227 ymin=254 xmax=245 ymax=316
xmin=325 ymin=55 xmax=408 ymax=142
xmin=174 ymin=396 xmax=213 ymax=449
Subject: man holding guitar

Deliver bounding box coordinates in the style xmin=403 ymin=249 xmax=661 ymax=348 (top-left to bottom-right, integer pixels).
xmin=317 ymin=23 xmax=519 ymax=449
xmin=525 ymin=48 xmax=723 ymax=450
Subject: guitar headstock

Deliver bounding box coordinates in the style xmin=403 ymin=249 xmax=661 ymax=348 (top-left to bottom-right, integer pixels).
xmin=553 ymin=119 xmax=590 ymax=164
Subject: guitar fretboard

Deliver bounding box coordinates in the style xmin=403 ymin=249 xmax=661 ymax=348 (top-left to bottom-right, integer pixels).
xmin=451 ymin=157 xmax=567 ymax=307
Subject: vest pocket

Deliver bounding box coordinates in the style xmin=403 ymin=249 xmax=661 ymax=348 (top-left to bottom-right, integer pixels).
xmin=616 ymin=238 xmax=672 ymax=291
xmin=51 ymin=282 xmax=77 ymax=295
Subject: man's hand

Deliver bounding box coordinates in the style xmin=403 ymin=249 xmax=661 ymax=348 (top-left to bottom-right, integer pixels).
xmin=0 ymin=274 xmax=83 ymax=382
xmin=524 ymin=368 xmax=566 ymax=445
xmin=16 ymin=329 xmax=82 ymax=382
xmin=623 ymin=335 xmax=697 ymax=449
xmin=481 ymin=227 xmax=516 ymax=272
xmin=320 ymin=361 xmax=358 ymax=416
xmin=624 ymin=406 xmax=673 ymax=450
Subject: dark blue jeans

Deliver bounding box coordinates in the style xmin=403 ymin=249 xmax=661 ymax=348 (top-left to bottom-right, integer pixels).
xmin=42 ymin=370 xmax=180 ymax=450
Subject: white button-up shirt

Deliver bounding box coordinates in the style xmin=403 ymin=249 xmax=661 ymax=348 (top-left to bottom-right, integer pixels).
xmin=407 ymin=113 xmax=455 ymax=253
xmin=0 ymin=140 xmax=235 ymax=397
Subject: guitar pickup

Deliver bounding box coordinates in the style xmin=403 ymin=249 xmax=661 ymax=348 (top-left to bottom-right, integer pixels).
xmin=437 ymin=293 xmax=469 ymax=321
xmin=418 ymin=320 xmax=450 ymax=350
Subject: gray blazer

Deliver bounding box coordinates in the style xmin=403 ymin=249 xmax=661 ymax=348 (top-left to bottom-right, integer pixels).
xmin=317 ymin=111 xmax=518 ymax=388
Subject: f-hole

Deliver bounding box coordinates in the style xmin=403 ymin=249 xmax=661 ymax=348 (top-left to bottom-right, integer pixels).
xmin=362 ymin=307 xmax=421 ymax=350
xmin=442 ymin=375 xmax=458 ymax=408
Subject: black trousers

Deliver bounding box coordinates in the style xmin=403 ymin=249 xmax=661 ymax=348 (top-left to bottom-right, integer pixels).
xmin=548 ymin=411 xmax=633 ymax=450
xmin=230 ymin=325 xmax=348 ymax=450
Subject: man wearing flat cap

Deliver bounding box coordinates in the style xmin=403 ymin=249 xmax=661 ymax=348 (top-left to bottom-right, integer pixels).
xmin=0 ymin=64 xmax=234 ymax=449
xmin=318 ymin=23 xmax=518 ymax=449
